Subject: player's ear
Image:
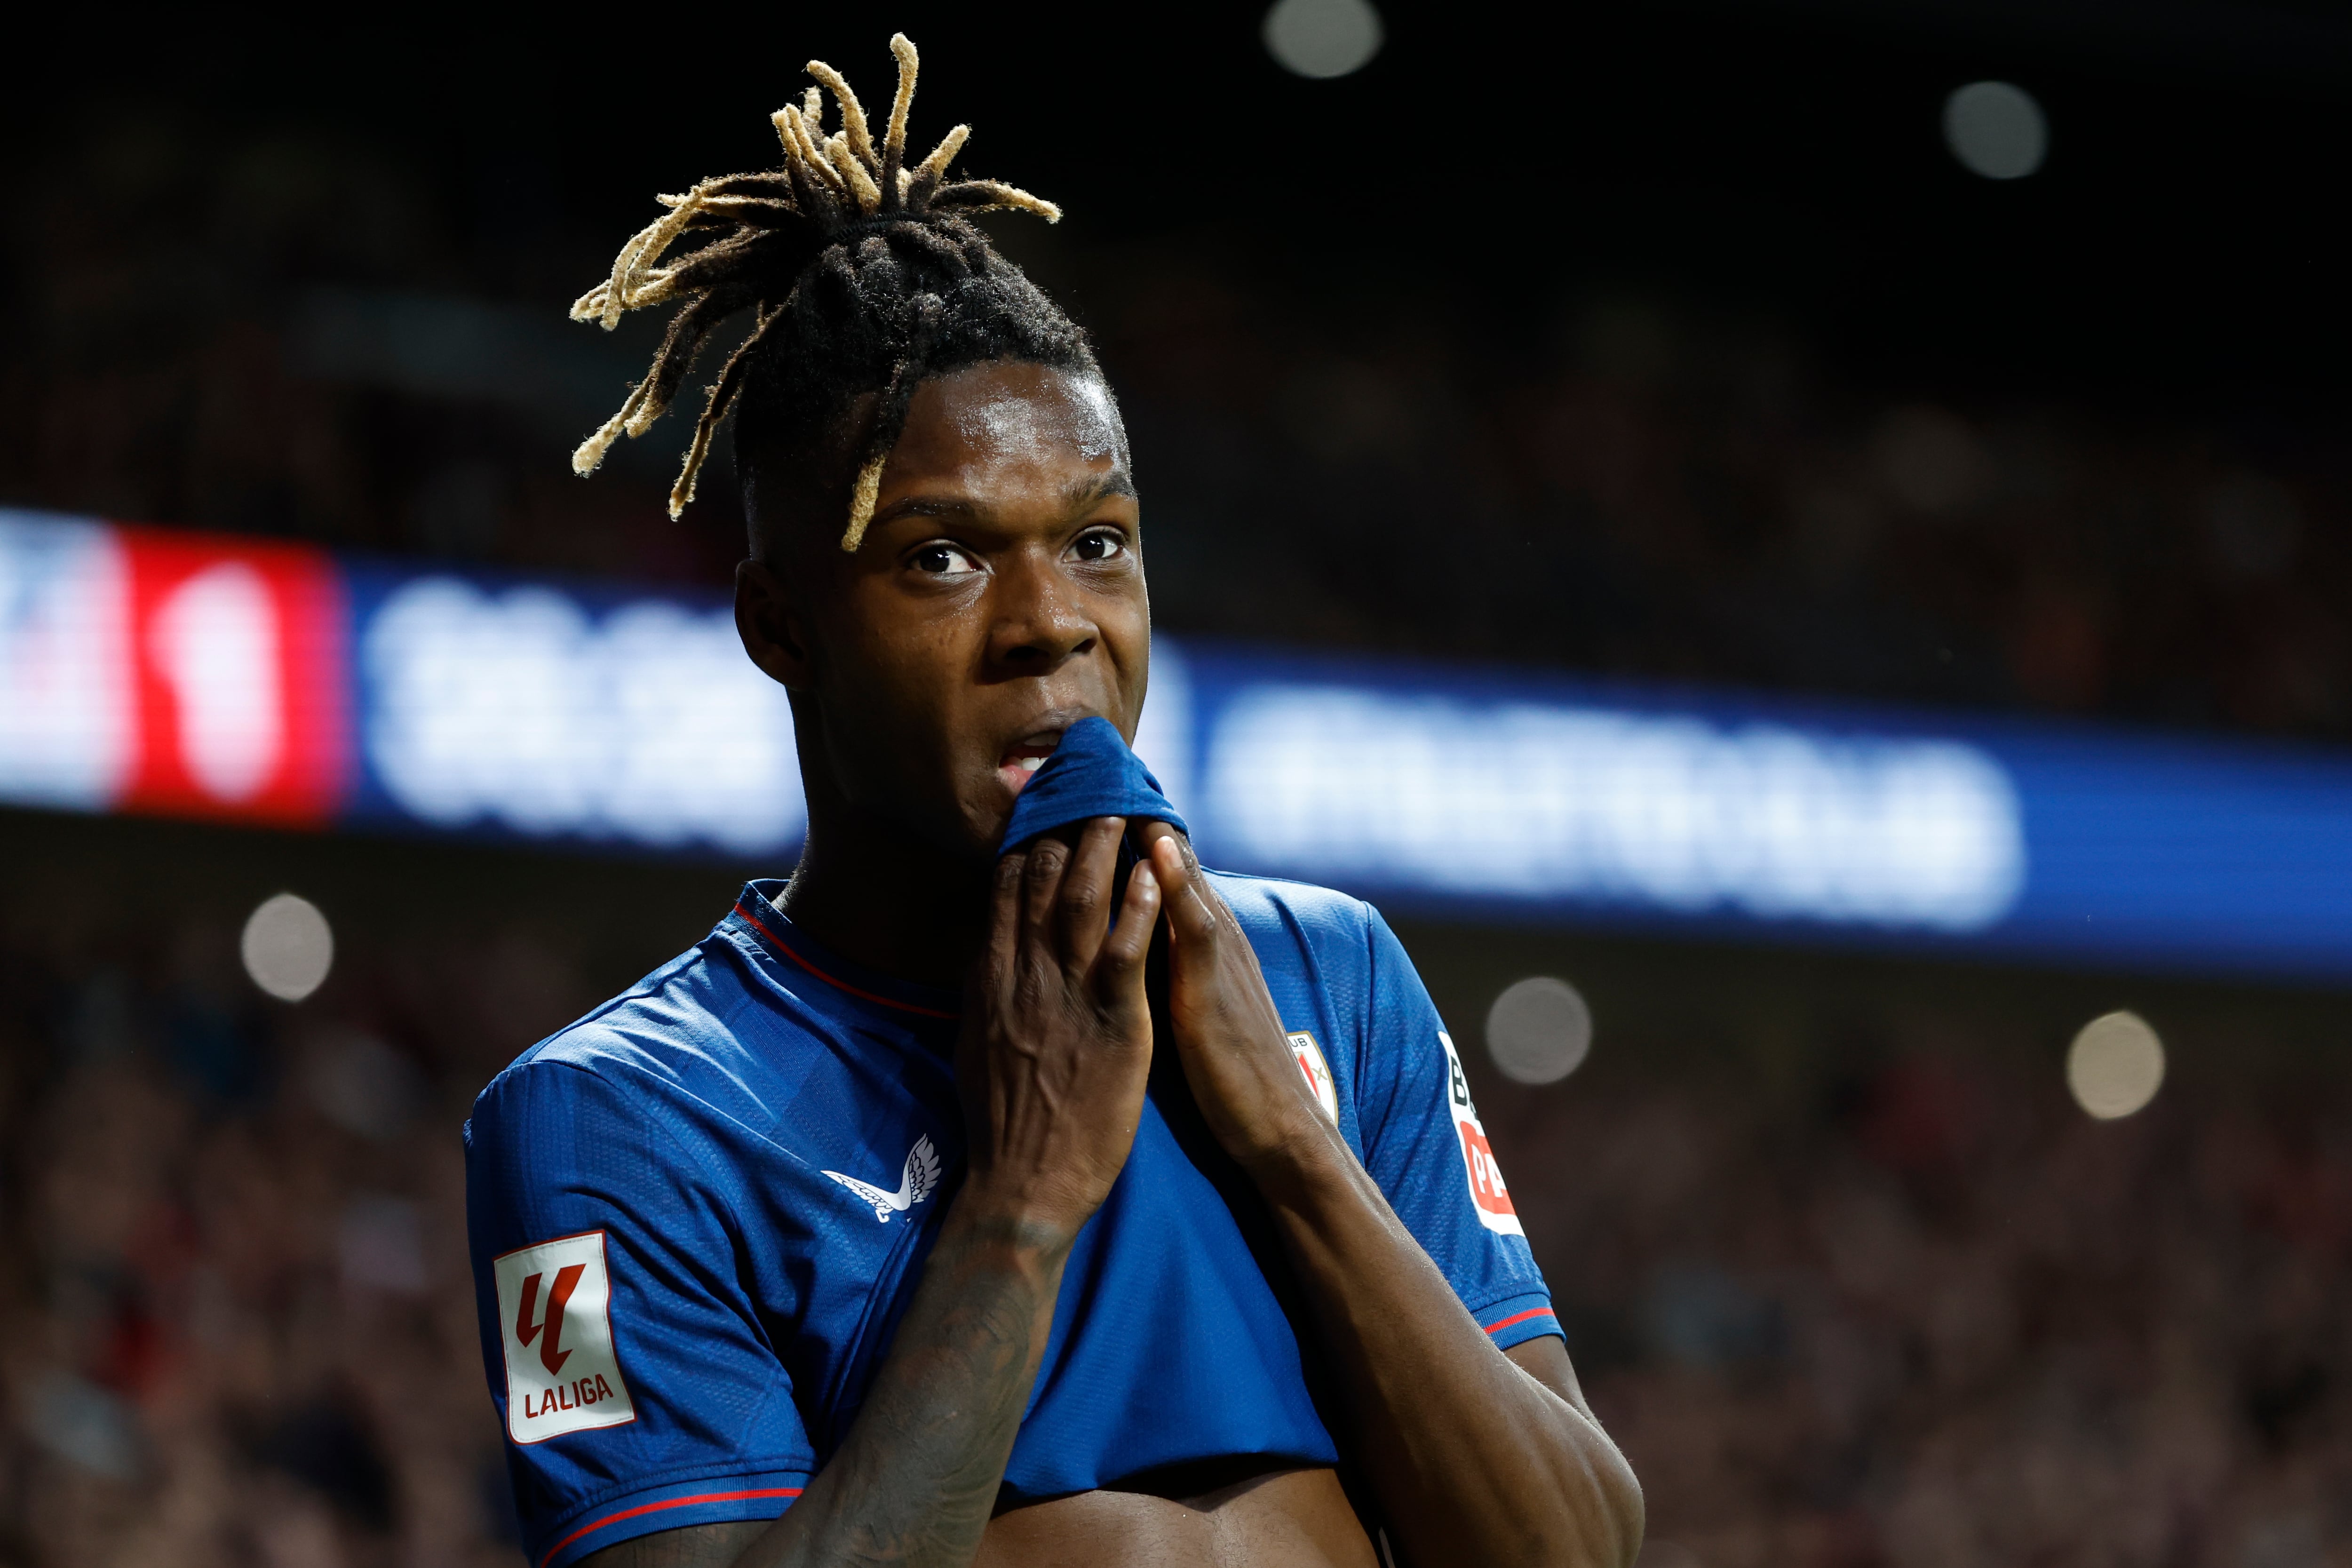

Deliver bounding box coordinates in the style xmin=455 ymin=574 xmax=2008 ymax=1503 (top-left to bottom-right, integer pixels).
xmin=735 ymin=557 xmax=815 ymax=689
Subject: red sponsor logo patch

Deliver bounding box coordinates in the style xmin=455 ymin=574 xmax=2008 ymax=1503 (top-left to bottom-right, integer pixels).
xmin=1438 ymin=1031 xmax=1523 ymax=1235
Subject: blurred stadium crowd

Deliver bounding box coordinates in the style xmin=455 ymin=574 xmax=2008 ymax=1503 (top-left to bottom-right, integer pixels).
xmin=2 ymin=115 xmax=2344 ymax=741
xmin=3 ymin=893 xmax=2347 ymax=1568
xmin=1510 ymin=1043 xmax=2352 ymax=1568
xmin=0 ymin=898 xmax=540 ymax=1568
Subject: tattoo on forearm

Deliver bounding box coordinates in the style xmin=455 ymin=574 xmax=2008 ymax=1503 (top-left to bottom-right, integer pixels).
xmin=763 ymin=1228 xmax=1060 ymax=1568
xmin=588 ymin=1229 xmax=1057 ymax=1568
xmin=825 ymin=1254 xmax=1041 ymax=1563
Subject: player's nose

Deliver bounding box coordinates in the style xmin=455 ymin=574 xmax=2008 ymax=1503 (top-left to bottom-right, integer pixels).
xmin=985 ymin=548 xmax=1097 ymax=674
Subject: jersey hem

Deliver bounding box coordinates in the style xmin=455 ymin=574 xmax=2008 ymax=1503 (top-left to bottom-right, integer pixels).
xmin=1471 ymin=1289 xmax=1564 ymax=1351
xmin=531 ymin=1465 xmax=812 ymax=1568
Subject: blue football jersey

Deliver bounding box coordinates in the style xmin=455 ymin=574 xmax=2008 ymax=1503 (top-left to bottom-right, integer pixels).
xmin=465 ymin=875 xmax=1558 ymax=1568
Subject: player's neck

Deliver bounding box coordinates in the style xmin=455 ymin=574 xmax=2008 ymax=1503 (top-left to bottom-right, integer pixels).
xmin=772 ymin=814 xmax=991 ymax=989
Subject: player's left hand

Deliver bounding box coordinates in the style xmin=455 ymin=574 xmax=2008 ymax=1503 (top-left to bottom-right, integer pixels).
xmin=1138 ymin=823 xmax=1334 ymax=1176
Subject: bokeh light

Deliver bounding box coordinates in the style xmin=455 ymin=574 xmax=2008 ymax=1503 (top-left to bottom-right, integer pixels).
xmin=1485 ymin=976 xmax=1593 ymax=1085
xmin=1263 ymin=0 xmax=1384 ymax=79
xmin=1943 ymin=81 xmax=2047 ymax=179
xmin=2066 ymin=1010 xmax=2165 ymax=1119
xmin=240 ymin=891 xmax=334 ymax=1002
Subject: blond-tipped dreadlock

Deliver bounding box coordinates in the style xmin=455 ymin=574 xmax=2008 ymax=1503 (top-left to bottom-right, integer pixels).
xmin=570 ymin=34 xmax=1094 ymax=551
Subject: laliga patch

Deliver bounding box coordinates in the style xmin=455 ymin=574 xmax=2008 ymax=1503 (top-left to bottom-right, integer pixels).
xmin=1288 ymin=1031 xmax=1340 ymax=1124
xmin=493 ymin=1230 xmax=636 ymax=1444
xmin=1437 ymin=1032 xmax=1523 ymax=1236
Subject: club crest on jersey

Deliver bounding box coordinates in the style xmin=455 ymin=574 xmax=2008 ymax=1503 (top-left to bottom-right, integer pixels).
xmin=1437 ymin=1032 xmax=1523 ymax=1237
xmin=1287 ymin=1031 xmax=1340 ymax=1124
xmin=492 ymin=1230 xmax=635 ymax=1444
xmin=823 ymin=1134 xmax=941 ymax=1222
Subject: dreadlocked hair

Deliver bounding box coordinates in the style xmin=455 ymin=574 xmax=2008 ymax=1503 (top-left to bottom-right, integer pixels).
xmin=569 ymin=33 xmax=1097 ymax=551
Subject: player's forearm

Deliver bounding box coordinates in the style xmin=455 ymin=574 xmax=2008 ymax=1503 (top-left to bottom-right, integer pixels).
xmin=729 ymin=1198 xmax=1071 ymax=1568
xmin=1249 ymin=1124 xmax=1643 ymax=1568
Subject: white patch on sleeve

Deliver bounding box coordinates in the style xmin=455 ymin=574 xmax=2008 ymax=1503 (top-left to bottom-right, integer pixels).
xmin=1288 ymin=1031 xmax=1340 ymax=1124
xmin=493 ymin=1230 xmax=637 ymax=1444
xmin=1437 ymin=1031 xmax=1524 ymax=1236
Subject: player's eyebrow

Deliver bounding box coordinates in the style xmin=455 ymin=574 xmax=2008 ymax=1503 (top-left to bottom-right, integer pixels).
xmin=1064 ymin=470 xmax=1137 ymax=511
xmin=871 ymin=495 xmax=976 ymax=525
xmin=869 ymin=469 xmax=1136 ymax=530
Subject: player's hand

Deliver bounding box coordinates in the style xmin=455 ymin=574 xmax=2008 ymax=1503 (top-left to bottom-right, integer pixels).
xmin=1139 ymin=824 xmax=1333 ymax=1177
xmin=957 ymin=816 xmax=1160 ymax=1249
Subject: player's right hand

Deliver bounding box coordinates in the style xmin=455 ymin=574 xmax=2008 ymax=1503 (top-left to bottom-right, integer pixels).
xmin=956 ymin=815 xmax=1159 ymax=1248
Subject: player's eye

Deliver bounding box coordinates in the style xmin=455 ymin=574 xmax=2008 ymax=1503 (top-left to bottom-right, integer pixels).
xmin=911 ymin=542 xmax=981 ymax=576
xmin=1069 ymin=529 xmax=1127 ymax=564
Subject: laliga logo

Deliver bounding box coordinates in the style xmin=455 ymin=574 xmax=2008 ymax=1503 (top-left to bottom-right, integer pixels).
xmin=514 ymin=1264 xmax=586 ymax=1376
xmin=493 ymin=1231 xmax=636 ymax=1443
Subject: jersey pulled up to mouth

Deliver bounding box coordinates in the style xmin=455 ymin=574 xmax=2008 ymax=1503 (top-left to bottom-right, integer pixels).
xmin=1001 ymin=715 xmax=1188 ymax=847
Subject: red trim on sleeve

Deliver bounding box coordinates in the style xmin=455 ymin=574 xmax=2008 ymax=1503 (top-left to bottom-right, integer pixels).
xmin=540 ymin=1487 xmax=803 ymax=1567
xmin=1484 ymin=1307 xmax=1556 ymax=1337
xmin=732 ymin=901 xmax=958 ymax=1019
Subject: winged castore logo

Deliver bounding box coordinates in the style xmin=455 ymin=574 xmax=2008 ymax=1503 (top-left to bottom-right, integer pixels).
xmin=823 ymin=1134 xmax=942 ymax=1222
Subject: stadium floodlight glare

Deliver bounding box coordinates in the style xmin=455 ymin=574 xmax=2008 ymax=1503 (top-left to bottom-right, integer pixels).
xmin=2066 ymin=1011 xmax=2165 ymax=1120
xmin=1485 ymin=977 xmax=1593 ymax=1086
xmin=242 ymin=892 xmax=335 ymax=1003
xmin=1263 ymin=0 xmax=1384 ymax=79
xmin=1944 ymin=81 xmax=2048 ymax=180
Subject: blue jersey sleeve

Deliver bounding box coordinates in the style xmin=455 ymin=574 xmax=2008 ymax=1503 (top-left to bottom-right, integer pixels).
xmin=465 ymin=1059 xmax=814 ymax=1568
xmin=1352 ymin=907 xmax=1562 ymax=1351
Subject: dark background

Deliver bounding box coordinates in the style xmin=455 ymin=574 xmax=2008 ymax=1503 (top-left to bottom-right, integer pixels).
xmin=9 ymin=0 xmax=2352 ymax=731
xmin=3 ymin=5 xmax=2350 ymax=1566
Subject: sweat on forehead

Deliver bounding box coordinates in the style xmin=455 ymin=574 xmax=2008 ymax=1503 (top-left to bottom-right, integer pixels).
xmin=946 ymin=367 xmax=1129 ymax=469
xmin=741 ymin=361 xmax=1130 ymax=553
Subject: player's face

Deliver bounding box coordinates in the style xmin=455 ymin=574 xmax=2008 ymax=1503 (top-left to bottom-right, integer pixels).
xmin=748 ymin=361 xmax=1149 ymax=859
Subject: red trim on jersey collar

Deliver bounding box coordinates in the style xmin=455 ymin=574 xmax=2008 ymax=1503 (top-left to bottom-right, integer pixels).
xmin=540 ymin=1487 xmax=803 ymax=1568
xmin=731 ymin=899 xmax=960 ymax=1020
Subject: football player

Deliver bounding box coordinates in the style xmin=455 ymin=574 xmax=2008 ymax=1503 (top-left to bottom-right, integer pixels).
xmin=466 ymin=37 xmax=1641 ymax=1568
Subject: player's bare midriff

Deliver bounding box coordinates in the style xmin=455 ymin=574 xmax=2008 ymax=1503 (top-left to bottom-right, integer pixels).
xmin=585 ymin=1465 xmax=1379 ymax=1567
xmin=972 ymin=1464 xmax=1379 ymax=1568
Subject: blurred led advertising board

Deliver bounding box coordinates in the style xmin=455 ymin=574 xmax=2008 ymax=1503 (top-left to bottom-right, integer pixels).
xmin=5 ymin=506 xmax=2350 ymax=980
xmin=0 ymin=510 xmax=800 ymax=854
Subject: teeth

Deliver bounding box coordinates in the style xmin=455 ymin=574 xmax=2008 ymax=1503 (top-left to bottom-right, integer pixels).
xmin=1017 ymin=756 xmax=1045 ymax=773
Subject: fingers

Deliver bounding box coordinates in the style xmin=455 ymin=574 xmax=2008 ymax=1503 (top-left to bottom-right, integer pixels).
xmin=1096 ymin=860 xmax=1160 ymax=1005
xmin=1054 ymin=817 xmax=1127 ymax=973
xmin=1000 ymin=815 xmax=1166 ymax=1023
xmin=1136 ymin=820 xmax=1186 ymax=877
xmin=983 ymin=847 xmax=1024 ymax=1003
xmin=1018 ymin=832 xmax=1073 ymax=978
xmin=1147 ymin=830 xmax=1223 ymax=949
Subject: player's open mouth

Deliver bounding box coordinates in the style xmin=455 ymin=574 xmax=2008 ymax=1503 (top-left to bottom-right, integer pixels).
xmin=999 ymin=740 xmax=1059 ymax=796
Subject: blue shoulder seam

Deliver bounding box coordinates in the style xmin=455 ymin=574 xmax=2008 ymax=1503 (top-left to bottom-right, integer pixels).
xmin=482 ymin=1056 xmax=753 ymax=1245
xmin=495 ymin=939 xmax=718 ymax=1076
